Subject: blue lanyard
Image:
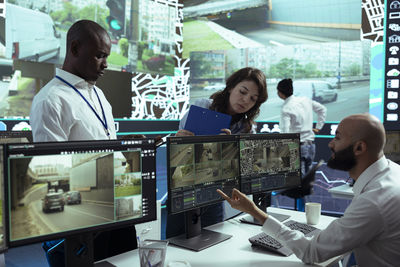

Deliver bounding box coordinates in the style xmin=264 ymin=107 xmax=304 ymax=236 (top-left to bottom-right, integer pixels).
xmin=55 ymin=75 xmax=110 ymax=136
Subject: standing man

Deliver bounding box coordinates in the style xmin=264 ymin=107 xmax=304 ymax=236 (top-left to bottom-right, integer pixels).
xmin=219 ymin=113 xmax=400 ymax=266
xmin=277 ymin=78 xmax=327 ymax=210
xmin=30 ymin=20 xmax=136 ymax=266
xmin=30 ymin=20 xmax=115 ymax=141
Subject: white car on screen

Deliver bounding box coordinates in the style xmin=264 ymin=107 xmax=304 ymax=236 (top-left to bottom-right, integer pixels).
xmin=293 ymin=80 xmax=338 ymax=103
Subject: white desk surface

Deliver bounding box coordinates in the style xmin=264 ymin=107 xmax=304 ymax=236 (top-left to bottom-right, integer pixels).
xmin=99 ymin=207 xmax=340 ymax=267
xmin=328 ymin=184 xmax=354 ymax=199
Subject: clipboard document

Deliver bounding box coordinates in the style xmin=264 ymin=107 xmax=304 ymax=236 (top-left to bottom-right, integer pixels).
xmin=184 ymin=105 xmax=232 ymax=135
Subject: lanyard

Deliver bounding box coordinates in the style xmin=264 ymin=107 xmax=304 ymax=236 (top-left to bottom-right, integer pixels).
xmin=55 ymin=75 xmax=110 ymax=137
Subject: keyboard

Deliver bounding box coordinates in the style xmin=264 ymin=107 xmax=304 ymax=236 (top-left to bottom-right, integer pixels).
xmin=248 ymin=220 xmax=320 ymax=256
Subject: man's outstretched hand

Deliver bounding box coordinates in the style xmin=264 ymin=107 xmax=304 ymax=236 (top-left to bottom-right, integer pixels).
xmin=217 ymin=188 xmax=268 ymax=224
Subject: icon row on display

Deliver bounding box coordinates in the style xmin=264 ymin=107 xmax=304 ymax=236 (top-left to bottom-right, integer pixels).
xmin=385 ymin=1 xmax=400 ymax=124
xmin=387 ymin=113 xmax=398 ymax=121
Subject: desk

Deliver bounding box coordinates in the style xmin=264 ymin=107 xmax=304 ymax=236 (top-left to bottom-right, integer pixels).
xmin=99 ymin=207 xmax=340 ymax=267
xmin=328 ymin=184 xmax=354 ymax=200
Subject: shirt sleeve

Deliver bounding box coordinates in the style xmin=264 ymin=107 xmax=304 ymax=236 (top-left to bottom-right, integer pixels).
xmin=312 ymin=100 xmax=327 ymax=130
xmin=262 ymin=196 xmax=383 ymax=264
xmin=30 ymin=99 xmax=69 ymax=142
xmin=279 ymin=111 xmax=291 ymax=133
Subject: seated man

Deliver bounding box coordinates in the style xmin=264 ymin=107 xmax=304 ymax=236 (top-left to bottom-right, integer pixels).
xmin=218 ymin=113 xmax=400 ymax=266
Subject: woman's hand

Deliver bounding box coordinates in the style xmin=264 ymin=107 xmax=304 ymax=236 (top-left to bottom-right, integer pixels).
xmin=220 ymin=128 xmax=231 ymax=135
xmin=175 ymin=129 xmax=195 ymax=136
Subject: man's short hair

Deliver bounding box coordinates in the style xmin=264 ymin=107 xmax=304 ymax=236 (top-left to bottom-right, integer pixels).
xmin=277 ymin=79 xmax=294 ymax=97
xmin=66 ymin=20 xmax=108 ymax=51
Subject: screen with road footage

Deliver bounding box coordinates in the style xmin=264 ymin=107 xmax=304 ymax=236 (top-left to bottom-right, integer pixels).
xmin=5 ymin=139 xmax=156 ymax=246
xmin=168 ymin=135 xmax=240 ymax=214
xmin=239 ymin=133 xmax=301 ymax=195
xmin=185 ymin=0 xmax=384 ymax=123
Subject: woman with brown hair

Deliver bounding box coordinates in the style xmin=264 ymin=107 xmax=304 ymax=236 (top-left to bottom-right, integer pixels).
xmin=177 ymin=67 xmax=268 ymax=136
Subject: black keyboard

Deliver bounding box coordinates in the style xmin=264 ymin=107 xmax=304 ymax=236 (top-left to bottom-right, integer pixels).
xmin=248 ymin=220 xmax=319 ymax=256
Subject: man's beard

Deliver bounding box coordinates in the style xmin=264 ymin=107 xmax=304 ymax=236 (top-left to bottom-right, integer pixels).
xmin=327 ymin=144 xmax=357 ymax=171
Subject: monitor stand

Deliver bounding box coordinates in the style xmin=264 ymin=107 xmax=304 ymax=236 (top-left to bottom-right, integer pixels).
xmin=64 ymin=233 xmax=116 ymax=267
xmin=239 ymin=192 xmax=290 ymax=225
xmin=0 ymin=253 xmax=4 ymax=267
xmin=168 ymin=208 xmax=232 ymax=251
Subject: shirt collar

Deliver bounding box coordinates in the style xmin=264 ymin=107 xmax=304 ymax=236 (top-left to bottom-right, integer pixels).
xmin=284 ymin=95 xmax=294 ymax=103
xmin=352 ymin=156 xmax=388 ymax=196
xmin=55 ymin=68 xmax=95 ymax=90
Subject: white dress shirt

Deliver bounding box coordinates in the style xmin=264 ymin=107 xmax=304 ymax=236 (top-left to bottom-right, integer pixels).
xmin=262 ymin=156 xmax=400 ymax=266
xmin=30 ymin=68 xmax=116 ymax=142
xmin=279 ymin=95 xmax=326 ymax=142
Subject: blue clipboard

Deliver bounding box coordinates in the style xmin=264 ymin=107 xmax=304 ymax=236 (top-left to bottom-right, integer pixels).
xmin=184 ymin=105 xmax=232 ymax=135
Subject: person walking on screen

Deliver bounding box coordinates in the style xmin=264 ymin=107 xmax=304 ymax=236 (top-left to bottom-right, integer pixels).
xmin=277 ymin=78 xmax=327 ymax=210
xmin=167 ymin=67 xmax=268 ymax=238
xmin=29 ymin=20 xmax=136 ymax=266
xmin=218 ymin=113 xmax=400 ymax=266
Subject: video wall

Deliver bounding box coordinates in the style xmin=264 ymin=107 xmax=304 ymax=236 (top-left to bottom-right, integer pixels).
xmin=0 ymin=1 xmax=393 ymax=127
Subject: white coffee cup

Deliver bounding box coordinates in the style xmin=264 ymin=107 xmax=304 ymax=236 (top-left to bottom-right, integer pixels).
xmin=305 ymin=202 xmax=321 ymax=225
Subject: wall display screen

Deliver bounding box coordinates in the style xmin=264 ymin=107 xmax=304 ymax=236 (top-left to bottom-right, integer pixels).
xmin=0 ymin=0 xmax=183 ymax=122
xmin=184 ymin=0 xmax=376 ymax=123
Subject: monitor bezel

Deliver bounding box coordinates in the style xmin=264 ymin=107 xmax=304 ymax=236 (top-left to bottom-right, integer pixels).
xmin=167 ymin=134 xmax=241 ymax=215
xmin=3 ymin=139 xmax=157 ymax=248
xmin=0 ymin=145 xmax=8 ymax=253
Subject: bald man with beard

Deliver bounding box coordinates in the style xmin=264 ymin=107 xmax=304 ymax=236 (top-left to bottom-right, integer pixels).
xmin=218 ymin=114 xmax=400 ymax=266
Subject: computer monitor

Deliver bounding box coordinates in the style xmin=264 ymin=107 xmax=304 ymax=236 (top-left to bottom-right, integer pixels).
xmin=167 ymin=135 xmax=240 ymax=251
xmin=239 ymin=133 xmax=301 ymax=224
xmin=4 ymin=139 xmax=157 ymax=266
xmin=0 ymin=131 xmax=32 ymax=143
xmin=0 ymin=132 xmax=31 ymax=254
xmin=384 ymin=130 xmax=400 ymax=164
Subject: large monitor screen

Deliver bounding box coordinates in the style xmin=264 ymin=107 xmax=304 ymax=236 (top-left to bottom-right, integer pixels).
xmin=184 ymin=0 xmax=379 ymax=123
xmin=5 ymin=139 xmax=156 ymax=246
xmin=167 ymin=135 xmax=240 ymax=214
xmin=239 ymin=133 xmax=301 ymax=195
xmin=2 ymin=0 xmax=177 ymax=75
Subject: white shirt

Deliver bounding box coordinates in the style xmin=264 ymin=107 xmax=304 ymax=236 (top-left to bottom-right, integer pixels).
xmin=279 ymin=95 xmax=326 ymax=142
xmin=30 ymin=68 xmax=116 ymax=142
xmin=262 ymin=156 xmax=400 ymax=266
